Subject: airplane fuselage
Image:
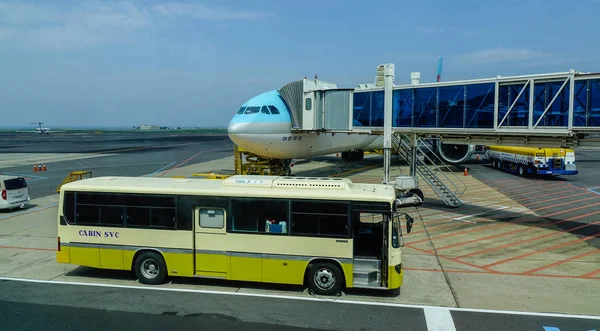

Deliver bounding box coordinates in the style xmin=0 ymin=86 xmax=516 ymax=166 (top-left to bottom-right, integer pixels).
xmin=227 ymin=90 xmax=380 ymax=159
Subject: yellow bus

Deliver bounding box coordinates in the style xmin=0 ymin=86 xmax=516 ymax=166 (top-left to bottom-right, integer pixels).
xmin=55 ymin=175 xmax=414 ymax=295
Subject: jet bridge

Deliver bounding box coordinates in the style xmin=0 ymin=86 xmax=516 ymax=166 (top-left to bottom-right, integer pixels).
xmin=278 ymin=65 xmax=600 ymax=148
xmin=277 ymin=64 xmax=600 ymax=206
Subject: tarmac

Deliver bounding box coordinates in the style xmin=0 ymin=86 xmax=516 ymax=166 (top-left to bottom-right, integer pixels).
xmin=0 ymin=131 xmax=598 ymax=329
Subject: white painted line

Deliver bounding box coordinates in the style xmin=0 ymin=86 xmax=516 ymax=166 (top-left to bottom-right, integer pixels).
xmin=424 ymin=307 xmax=457 ymax=331
xmin=0 ymin=276 xmax=599 ymax=320
xmin=452 ymin=206 xmax=509 ymax=223
xmin=587 ymin=188 xmax=600 ymax=195
xmin=0 ymin=204 xmax=57 ymax=220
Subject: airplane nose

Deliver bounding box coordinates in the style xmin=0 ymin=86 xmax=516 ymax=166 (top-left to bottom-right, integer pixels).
xmin=227 ymin=121 xmax=253 ymax=135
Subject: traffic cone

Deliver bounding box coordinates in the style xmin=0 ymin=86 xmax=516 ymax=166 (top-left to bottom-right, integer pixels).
xmin=42 ymin=164 xmax=47 ymax=171
xmin=463 ymin=167 xmax=468 ymax=176
xmin=33 ymin=164 xmax=37 ymax=172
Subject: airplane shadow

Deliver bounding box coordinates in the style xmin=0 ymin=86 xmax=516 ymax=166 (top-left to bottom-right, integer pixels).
xmin=415 ymin=196 xmax=600 ymax=244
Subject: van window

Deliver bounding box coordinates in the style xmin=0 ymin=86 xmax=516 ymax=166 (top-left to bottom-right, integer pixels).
xmin=4 ymin=178 xmax=27 ymax=190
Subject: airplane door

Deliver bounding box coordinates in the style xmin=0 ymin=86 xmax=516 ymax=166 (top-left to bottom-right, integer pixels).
xmin=194 ymin=207 xmax=229 ymax=279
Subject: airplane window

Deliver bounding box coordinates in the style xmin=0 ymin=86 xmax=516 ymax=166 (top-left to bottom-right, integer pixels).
xmin=244 ymin=106 xmax=260 ymax=114
xmin=268 ymin=106 xmax=280 ymax=114
xmin=237 ymin=107 xmax=246 ymax=114
xmin=260 ymin=106 xmax=271 ymax=114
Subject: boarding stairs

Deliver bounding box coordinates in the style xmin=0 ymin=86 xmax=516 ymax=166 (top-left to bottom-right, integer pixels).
xmin=392 ymin=134 xmax=466 ymax=208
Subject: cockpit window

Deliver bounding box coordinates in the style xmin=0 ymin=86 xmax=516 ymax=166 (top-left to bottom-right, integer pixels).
xmin=268 ymin=105 xmax=280 ymax=114
xmin=260 ymin=106 xmax=271 ymax=114
xmin=237 ymin=107 xmax=246 ymax=114
xmin=244 ymin=106 xmax=260 ymax=114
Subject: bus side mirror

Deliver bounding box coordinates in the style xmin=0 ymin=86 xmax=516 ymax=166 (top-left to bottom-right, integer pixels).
xmin=405 ymin=214 xmax=414 ymax=234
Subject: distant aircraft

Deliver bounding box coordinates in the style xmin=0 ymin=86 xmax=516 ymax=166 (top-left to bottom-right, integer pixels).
xmin=15 ymin=122 xmax=63 ymax=135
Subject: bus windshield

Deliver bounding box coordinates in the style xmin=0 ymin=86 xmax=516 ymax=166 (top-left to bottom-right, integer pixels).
xmin=392 ymin=212 xmax=415 ymax=248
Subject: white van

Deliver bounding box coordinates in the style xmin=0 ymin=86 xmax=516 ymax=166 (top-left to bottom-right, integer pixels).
xmin=0 ymin=175 xmax=30 ymax=210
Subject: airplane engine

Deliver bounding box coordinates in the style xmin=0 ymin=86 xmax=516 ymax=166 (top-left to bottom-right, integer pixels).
xmin=436 ymin=143 xmax=475 ymax=164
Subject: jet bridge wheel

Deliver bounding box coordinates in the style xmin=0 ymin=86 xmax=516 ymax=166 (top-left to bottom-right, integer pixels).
xmin=408 ymin=188 xmax=424 ymax=205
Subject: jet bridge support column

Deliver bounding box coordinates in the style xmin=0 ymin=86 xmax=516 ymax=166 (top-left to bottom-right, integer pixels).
xmin=409 ymin=133 xmax=418 ymax=179
xmin=382 ymin=63 xmax=395 ymax=185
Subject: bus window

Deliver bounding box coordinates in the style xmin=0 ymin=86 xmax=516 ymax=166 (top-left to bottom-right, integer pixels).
xmin=199 ymin=208 xmax=224 ymax=229
xmin=231 ymin=198 xmax=288 ymax=234
xmin=290 ymin=200 xmax=349 ymax=238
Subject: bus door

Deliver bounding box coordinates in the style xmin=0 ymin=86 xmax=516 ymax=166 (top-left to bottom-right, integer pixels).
xmin=194 ymin=207 xmax=230 ymax=279
xmin=352 ymin=212 xmax=386 ymax=288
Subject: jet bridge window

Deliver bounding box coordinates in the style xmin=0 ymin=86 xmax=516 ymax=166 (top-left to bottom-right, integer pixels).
xmin=244 ymin=106 xmax=260 ymax=114
xmin=305 ymin=98 xmax=312 ymax=110
xmin=268 ymin=105 xmax=280 ymax=114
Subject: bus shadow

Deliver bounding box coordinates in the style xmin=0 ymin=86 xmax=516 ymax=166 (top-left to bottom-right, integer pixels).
xmin=62 ymin=267 xmax=402 ymax=299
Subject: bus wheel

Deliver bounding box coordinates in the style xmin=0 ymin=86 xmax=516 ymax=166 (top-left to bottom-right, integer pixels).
xmin=134 ymin=251 xmax=167 ymax=285
xmin=307 ymin=262 xmax=343 ymax=295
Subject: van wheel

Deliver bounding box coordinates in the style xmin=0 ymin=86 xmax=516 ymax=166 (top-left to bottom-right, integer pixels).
xmin=307 ymin=262 xmax=343 ymax=295
xmin=134 ymin=251 xmax=167 ymax=285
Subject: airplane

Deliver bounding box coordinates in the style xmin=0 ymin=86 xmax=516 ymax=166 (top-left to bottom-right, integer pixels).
xmin=15 ymin=122 xmax=63 ymax=135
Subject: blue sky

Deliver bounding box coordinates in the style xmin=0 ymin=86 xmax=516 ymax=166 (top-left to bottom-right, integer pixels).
xmin=1 ymin=0 xmax=599 ymax=128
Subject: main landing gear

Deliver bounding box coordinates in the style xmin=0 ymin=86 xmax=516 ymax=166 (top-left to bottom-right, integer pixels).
xmin=341 ymin=150 xmax=365 ymax=161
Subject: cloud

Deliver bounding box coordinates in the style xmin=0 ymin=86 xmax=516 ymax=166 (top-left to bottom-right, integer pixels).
xmin=0 ymin=1 xmax=275 ymax=50
xmin=151 ymin=3 xmax=275 ymax=21
xmin=457 ymin=47 xmax=548 ymax=63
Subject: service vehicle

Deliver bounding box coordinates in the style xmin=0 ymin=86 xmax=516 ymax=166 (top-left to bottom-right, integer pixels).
xmin=485 ymin=145 xmax=578 ymax=176
xmin=55 ymin=175 xmax=414 ymax=295
xmin=0 ymin=175 xmax=30 ymax=210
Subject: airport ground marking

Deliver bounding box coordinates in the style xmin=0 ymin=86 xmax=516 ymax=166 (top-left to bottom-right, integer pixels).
xmin=0 ymin=204 xmax=57 ymax=221
xmin=144 ymin=162 xmax=177 ymax=177
xmin=331 ymin=164 xmax=380 ymax=177
xmin=405 ymin=214 xmax=545 ymax=246
xmin=404 ymin=267 xmax=600 ymax=280
xmin=588 ymin=187 xmax=600 ymax=195
xmin=407 ymin=208 xmax=536 ymax=236
xmin=158 ymin=150 xmax=203 ymax=177
xmin=424 ymin=306 xmax=457 ymax=331
xmin=512 ymin=187 xmax=590 ymax=202
xmin=523 ymin=249 xmax=600 ymax=275
xmin=581 ymin=268 xmax=600 ymax=277
xmin=405 ymin=201 xmax=529 ymax=232
xmin=0 ymin=245 xmax=54 ymax=252
xmin=541 ymin=201 xmax=600 ymax=218
xmin=0 ymin=276 xmax=598 ymax=321
xmin=453 ymin=220 xmax=600 ymax=260
xmin=523 ymin=191 xmax=592 ymax=206
xmin=530 ymin=196 xmax=600 ymax=212
xmin=481 ymin=232 xmax=600 ymax=269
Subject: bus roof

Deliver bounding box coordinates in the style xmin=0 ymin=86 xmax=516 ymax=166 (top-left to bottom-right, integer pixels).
xmin=60 ymin=175 xmax=398 ymax=203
